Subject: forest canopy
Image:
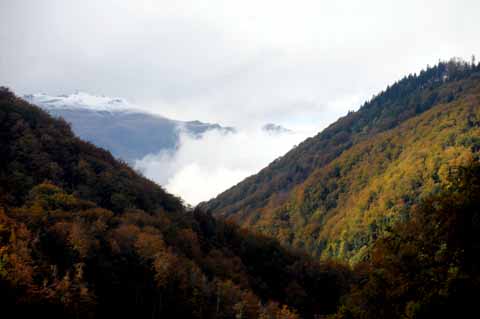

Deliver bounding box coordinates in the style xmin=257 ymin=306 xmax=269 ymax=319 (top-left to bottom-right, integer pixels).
xmin=0 ymin=87 xmax=349 ymax=318
xmin=201 ymin=59 xmax=480 ymax=264
xmin=1 ymin=59 xmax=480 ymax=318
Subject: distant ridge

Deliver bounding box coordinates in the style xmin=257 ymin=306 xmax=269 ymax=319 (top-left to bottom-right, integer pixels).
xmin=25 ymin=92 xmax=235 ymax=163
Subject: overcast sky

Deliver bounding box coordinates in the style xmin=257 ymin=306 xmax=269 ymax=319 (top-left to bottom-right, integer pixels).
xmin=2 ymin=0 xmax=480 ymax=129
xmin=2 ymin=0 xmax=480 ymax=204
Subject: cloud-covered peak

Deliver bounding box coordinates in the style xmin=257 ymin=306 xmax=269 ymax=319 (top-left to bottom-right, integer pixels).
xmin=262 ymin=123 xmax=292 ymax=134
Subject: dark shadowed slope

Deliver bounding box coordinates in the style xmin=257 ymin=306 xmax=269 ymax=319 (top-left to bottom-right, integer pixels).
xmin=0 ymin=88 xmax=349 ymax=319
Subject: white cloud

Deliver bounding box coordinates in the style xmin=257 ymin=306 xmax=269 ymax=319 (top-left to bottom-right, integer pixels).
xmin=135 ymin=128 xmax=312 ymax=205
xmin=2 ymin=0 xmax=480 ymax=128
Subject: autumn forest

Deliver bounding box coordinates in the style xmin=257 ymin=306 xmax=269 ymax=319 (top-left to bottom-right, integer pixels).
xmin=0 ymin=58 xmax=479 ymax=318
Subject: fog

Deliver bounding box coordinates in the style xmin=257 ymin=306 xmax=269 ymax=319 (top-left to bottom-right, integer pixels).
xmin=135 ymin=128 xmax=311 ymax=205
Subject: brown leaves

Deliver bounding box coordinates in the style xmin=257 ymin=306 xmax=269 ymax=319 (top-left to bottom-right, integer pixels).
xmin=153 ymin=249 xmax=180 ymax=289
xmin=0 ymin=210 xmax=34 ymax=286
xmin=135 ymin=231 xmax=166 ymax=262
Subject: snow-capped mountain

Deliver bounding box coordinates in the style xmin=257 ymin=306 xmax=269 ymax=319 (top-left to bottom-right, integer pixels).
xmin=25 ymin=92 xmax=234 ymax=163
xmin=24 ymin=91 xmax=135 ymax=112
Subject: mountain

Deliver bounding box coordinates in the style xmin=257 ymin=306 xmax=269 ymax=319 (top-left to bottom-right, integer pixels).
xmin=336 ymin=160 xmax=480 ymax=319
xmin=2 ymin=60 xmax=480 ymax=318
xmin=200 ymin=59 xmax=480 ymax=263
xmin=0 ymin=88 xmax=350 ymax=318
xmin=24 ymin=92 xmax=234 ymax=163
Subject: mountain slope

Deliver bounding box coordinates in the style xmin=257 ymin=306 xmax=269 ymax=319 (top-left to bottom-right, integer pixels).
xmin=335 ymin=161 xmax=480 ymax=318
xmin=201 ymin=59 xmax=480 ymax=263
xmin=0 ymin=88 xmax=349 ymax=318
xmin=25 ymin=92 xmax=234 ymax=163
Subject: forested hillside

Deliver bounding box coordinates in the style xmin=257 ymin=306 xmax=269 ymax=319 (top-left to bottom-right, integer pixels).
xmin=201 ymin=59 xmax=480 ymax=263
xmin=333 ymin=161 xmax=480 ymax=318
xmin=0 ymin=88 xmax=350 ymax=318
xmin=2 ymin=60 xmax=480 ymax=318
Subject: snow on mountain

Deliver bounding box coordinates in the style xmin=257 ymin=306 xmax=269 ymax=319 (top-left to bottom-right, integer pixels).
xmin=23 ymin=91 xmax=138 ymax=113
xmin=23 ymin=92 xmax=234 ymax=163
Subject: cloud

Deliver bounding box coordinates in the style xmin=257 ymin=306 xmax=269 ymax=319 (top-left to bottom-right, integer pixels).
xmin=135 ymin=128 xmax=312 ymax=206
xmin=2 ymin=0 xmax=480 ymax=128
xmin=3 ymin=0 xmax=480 ymax=204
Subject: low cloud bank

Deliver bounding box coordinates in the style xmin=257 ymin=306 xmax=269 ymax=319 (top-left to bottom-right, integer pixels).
xmin=135 ymin=128 xmax=312 ymax=206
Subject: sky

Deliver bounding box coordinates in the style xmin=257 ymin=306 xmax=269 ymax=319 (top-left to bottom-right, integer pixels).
xmin=1 ymin=0 xmax=480 ymax=204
